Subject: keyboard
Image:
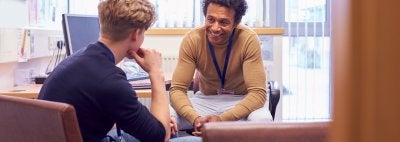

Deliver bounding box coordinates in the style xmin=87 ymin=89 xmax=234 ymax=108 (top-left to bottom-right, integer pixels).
xmin=130 ymin=79 xmax=151 ymax=89
xmin=129 ymin=79 xmax=171 ymax=90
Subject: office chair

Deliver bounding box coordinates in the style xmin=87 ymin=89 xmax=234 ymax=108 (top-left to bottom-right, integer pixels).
xmin=268 ymin=81 xmax=280 ymax=120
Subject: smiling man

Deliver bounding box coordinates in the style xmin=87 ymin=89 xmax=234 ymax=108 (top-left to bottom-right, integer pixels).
xmin=169 ymin=0 xmax=273 ymax=136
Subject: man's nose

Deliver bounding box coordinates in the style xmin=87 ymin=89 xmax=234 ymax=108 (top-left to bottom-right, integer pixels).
xmin=211 ymin=23 xmax=221 ymax=31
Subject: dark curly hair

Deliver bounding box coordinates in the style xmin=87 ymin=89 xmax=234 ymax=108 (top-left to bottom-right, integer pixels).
xmin=202 ymin=0 xmax=248 ymax=24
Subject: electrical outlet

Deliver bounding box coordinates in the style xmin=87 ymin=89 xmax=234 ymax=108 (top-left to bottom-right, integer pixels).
xmin=48 ymin=35 xmax=63 ymax=51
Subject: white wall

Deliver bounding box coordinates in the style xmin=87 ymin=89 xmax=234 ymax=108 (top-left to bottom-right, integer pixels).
xmin=0 ymin=0 xmax=28 ymax=89
xmin=0 ymin=57 xmax=51 ymax=89
xmin=270 ymin=36 xmax=283 ymax=121
xmin=0 ymin=35 xmax=184 ymax=89
xmin=0 ymin=0 xmax=28 ymax=28
xmin=0 ymin=62 xmax=16 ymax=89
xmin=142 ymin=35 xmax=183 ymax=57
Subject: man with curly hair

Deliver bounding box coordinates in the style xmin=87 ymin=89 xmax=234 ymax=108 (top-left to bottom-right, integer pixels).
xmin=170 ymin=0 xmax=273 ymax=136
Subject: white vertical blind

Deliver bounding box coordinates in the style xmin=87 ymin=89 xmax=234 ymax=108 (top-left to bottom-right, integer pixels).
xmin=68 ymin=0 xmax=98 ymax=15
xmin=153 ymin=0 xmax=270 ymax=28
xmin=281 ymin=0 xmax=331 ymax=121
xmin=65 ymin=0 xmax=271 ymax=28
xmin=153 ymin=0 xmax=194 ymax=28
xmin=242 ymin=0 xmax=270 ymax=27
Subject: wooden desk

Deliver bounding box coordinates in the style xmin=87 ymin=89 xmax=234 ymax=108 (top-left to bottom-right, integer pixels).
xmin=0 ymin=84 xmax=41 ymax=99
xmin=0 ymin=73 xmax=173 ymax=99
xmin=0 ymin=84 xmax=154 ymax=99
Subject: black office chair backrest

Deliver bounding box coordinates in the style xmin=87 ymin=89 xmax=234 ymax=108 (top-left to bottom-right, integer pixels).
xmin=268 ymin=81 xmax=280 ymax=120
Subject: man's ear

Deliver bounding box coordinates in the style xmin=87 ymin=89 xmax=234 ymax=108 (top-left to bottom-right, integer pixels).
xmin=130 ymin=29 xmax=140 ymax=41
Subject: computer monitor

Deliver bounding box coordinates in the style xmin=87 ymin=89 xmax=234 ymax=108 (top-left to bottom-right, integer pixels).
xmin=62 ymin=14 xmax=100 ymax=56
xmin=61 ymin=14 xmax=149 ymax=81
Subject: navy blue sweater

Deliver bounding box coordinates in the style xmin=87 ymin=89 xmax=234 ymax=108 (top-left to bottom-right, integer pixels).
xmin=38 ymin=42 xmax=165 ymax=142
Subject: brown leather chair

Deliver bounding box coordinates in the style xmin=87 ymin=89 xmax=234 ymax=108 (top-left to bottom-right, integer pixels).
xmin=0 ymin=95 xmax=83 ymax=142
xmin=202 ymin=121 xmax=330 ymax=142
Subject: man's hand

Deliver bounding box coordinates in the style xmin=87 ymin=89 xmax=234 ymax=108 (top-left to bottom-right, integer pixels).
xmin=129 ymin=47 xmax=169 ymax=141
xmin=206 ymin=115 xmax=222 ymax=122
xmin=192 ymin=116 xmax=206 ymax=136
xmin=192 ymin=115 xmax=222 ymax=136
xmin=170 ymin=117 xmax=178 ymax=136
xmin=127 ymin=48 xmax=162 ymax=74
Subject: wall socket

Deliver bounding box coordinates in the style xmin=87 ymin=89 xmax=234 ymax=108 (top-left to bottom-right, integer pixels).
xmin=48 ymin=35 xmax=63 ymax=51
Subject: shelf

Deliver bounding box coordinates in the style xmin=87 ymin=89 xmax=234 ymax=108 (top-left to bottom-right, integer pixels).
xmin=145 ymin=28 xmax=284 ymax=35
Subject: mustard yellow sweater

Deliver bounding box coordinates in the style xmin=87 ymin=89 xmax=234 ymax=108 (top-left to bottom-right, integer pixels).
xmin=169 ymin=24 xmax=267 ymax=124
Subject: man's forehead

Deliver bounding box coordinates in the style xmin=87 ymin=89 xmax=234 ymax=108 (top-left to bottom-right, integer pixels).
xmin=206 ymin=3 xmax=235 ymax=19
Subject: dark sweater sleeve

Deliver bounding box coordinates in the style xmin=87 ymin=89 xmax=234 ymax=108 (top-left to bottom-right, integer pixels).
xmin=97 ymin=72 xmax=165 ymax=142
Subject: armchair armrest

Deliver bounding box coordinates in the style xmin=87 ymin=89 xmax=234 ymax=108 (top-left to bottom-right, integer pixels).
xmin=202 ymin=121 xmax=330 ymax=142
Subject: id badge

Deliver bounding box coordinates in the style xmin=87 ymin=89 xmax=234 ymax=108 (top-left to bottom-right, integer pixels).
xmin=217 ymin=88 xmax=235 ymax=95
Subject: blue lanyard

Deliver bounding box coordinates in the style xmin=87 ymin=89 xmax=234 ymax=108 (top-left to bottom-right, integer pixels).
xmin=207 ymin=29 xmax=235 ymax=89
xmin=97 ymin=41 xmax=115 ymax=63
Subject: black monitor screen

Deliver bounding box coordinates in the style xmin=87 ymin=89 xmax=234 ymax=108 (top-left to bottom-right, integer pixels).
xmin=62 ymin=14 xmax=99 ymax=56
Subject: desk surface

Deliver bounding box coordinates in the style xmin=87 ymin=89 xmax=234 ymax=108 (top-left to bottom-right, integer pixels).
xmin=0 ymin=84 xmax=41 ymax=99
xmin=0 ymin=84 xmax=155 ymax=99
xmin=0 ymin=73 xmax=174 ymax=99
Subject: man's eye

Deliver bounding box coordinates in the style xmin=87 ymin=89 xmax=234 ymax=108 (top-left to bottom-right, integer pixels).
xmin=207 ymin=18 xmax=214 ymax=23
xmin=220 ymin=20 xmax=229 ymax=25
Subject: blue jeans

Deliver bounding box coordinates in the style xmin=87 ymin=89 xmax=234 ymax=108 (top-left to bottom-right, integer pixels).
xmin=103 ymin=129 xmax=202 ymax=142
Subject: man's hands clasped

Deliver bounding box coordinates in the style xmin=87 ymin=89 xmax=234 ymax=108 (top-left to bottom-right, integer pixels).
xmin=192 ymin=115 xmax=221 ymax=136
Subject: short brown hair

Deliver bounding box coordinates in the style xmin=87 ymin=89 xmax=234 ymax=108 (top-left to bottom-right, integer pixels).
xmin=98 ymin=0 xmax=156 ymax=41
